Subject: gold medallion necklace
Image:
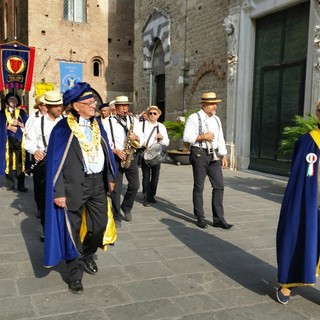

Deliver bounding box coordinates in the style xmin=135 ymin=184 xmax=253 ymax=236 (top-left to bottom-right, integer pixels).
xmin=67 ymin=113 xmax=101 ymax=154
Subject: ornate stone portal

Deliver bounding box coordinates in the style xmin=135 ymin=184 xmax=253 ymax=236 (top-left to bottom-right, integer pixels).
xmin=223 ymin=15 xmax=238 ymax=83
xmin=223 ymin=12 xmax=240 ymax=170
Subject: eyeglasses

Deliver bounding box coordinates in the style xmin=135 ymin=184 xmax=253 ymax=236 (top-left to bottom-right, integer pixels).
xmin=149 ymin=112 xmax=157 ymax=115
xmin=78 ymin=100 xmax=97 ymax=107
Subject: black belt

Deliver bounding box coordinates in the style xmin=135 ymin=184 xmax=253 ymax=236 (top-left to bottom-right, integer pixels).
xmin=191 ymin=146 xmax=215 ymax=156
xmin=191 ymin=146 xmax=212 ymax=152
xmin=84 ymin=171 xmax=103 ymax=177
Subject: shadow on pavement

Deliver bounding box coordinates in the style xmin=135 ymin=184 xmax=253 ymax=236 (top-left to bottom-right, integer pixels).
xmin=4 ymin=175 xmax=64 ymax=280
xmin=224 ymin=175 xmax=287 ymax=204
xmin=161 ymin=218 xmax=320 ymax=305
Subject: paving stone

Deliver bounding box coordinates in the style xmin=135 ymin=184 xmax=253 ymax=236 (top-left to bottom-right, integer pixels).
xmin=1 ymin=166 xmax=320 ymax=319
xmin=123 ymin=261 xmax=174 ymax=280
xmin=104 ymin=298 xmax=182 ymax=320
xmin=113 ymin=248 xmax=164 ymax=265
xmin=34 ymin=285 xmax=132 ymax=316
xmin=119 ymin=278 xmax=180 ymax=301
xmin=0 ymin=296 xmax=35 ymax=320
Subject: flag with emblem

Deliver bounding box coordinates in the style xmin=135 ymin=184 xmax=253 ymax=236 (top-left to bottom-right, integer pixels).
xmin=0 ymin=43 xmax=36 ymax=91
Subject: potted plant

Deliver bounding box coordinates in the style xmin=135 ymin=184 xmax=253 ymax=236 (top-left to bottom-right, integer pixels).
xmin=278 ymin=113 xmax=318 ymax=157
xmin=163 ymin=109 xmax=197 ymax=165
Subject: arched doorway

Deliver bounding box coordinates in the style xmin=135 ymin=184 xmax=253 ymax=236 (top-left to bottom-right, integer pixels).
xmin=152 ymin=39 xmax=165 ymax=122
xmin=142 ymin=10 xmax=170 ymax=122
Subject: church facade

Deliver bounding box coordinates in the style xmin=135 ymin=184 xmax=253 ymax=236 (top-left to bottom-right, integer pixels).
xmin=133 ymin=0 xmax=320 ymax=174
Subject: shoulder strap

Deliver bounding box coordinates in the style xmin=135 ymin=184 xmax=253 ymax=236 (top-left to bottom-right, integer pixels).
xmin=146 ymin=126 xmax=158 ymax=147
xmin=115 ymin=115 xmax=129 ymax=134
xmin=108 ymin=117 xmax=116 ymax=147
xmin=41 ymin=116 xmax=48 ymax=148
xmin=197 ymin=112 xmax=203 ymax=148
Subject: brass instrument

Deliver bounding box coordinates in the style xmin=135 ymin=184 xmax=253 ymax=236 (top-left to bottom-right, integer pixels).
xmin=121 ymin=117 xmax=140 ymax=169
xmin=204 ymin=119 xmax=220 ymax=161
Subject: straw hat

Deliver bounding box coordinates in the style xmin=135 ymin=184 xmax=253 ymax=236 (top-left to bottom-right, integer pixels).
xmin=40 ymin=91 xmax=63 ymax=105
xmin=200 ymin=92 xmax=222 ymax=103
xmin=114 ymin=96 xmax=132 ymax=105
xmin=147 ymin=105 xmax=162 ymax=116
xmin=33 ymin=96 xmax=44 ymax=109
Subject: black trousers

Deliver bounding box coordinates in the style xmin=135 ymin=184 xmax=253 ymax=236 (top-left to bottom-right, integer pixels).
xmin=66 ymin=172 xmax=107 ymax=283
xmin=32 ymin=160 xmax=46 ymax=228
xmin=6 ymin=136 xmax=25 ymax=189
xmin=190 ymin=147 xmax=225 ymax=221
xmin=110 ymin=155 xmax=139 ymax=220
xmin=141 ymin=158 xmax=161 ymax=200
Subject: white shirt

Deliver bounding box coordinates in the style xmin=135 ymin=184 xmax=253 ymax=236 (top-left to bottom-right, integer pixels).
xmin=103 ymin=115 xmax=145 ymax=150
xmin=24 ymin=111 xmax=42 ymax=133
xmin=78 ymin=116 xmax=104 ymax=174
xmin=24 ymin=113 xmax=63 ymax=155
xmin=183 ymin=109 xmax=227 ymax=156
xmin=139 ymin=120 xmax=170 ymax=147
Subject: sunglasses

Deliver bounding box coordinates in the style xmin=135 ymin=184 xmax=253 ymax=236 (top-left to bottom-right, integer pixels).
xmin=316 ymin=109 xmax=320 ymax=113
xmin=149 ymin=112 xmax=157 ymax=115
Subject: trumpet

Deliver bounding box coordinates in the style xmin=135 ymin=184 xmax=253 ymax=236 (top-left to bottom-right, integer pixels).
xmin=203 ymin=121 xmax=220 ymax=161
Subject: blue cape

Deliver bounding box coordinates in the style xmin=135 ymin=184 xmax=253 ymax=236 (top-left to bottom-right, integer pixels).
xmin=276 ymin=129 xmax=320 ymax=287
xmin=44 ymin=117 xmax=116 ymax=267
xmin=0 ymin=108 xmax=29 ymax=175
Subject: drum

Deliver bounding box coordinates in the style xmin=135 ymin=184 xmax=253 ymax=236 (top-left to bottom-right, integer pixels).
xmin=143 ymin=143 xmax=166 ymax=166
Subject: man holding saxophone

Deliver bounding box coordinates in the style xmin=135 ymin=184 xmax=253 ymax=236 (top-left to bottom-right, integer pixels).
xmin=103 ymin=96 xmax=145 ymax=227
xmin=183 ymin=92 xmax=233 ymax=230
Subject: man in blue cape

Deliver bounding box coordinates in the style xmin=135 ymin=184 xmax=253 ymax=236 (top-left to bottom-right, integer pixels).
xmin=276 ymin=108 xmax=320 ymax=304
xmin=44 ymin=82 xmax=117 ymax=294
xmin=0 ymin=93 xmax=29 ymax=191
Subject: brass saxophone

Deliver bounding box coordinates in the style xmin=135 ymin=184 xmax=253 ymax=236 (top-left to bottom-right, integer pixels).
xmin=121 ymin=117 xmax=140 ymax=169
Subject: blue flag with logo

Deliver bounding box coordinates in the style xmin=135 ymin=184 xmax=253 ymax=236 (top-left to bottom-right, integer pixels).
xmin=59 ymin=61 xmax=83 ymax=93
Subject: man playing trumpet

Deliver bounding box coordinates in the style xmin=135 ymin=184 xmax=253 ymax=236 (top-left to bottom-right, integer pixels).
xmin=183 ymin=92 xmax=233 ymax=230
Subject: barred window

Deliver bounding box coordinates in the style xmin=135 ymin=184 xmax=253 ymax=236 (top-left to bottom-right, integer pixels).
xmin=63 ymin=0 xmax=87 ymax=23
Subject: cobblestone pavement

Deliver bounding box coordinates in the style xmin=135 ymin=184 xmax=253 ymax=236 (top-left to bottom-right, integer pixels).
xmin=1 ymin=163 xmax=319 ymax=320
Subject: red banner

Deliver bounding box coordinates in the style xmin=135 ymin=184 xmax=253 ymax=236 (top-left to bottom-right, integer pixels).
xmin=0 ymin=44 xmax=35 ymax=91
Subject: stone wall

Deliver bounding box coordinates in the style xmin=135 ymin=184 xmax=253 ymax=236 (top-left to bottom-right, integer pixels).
xmin=133 ymin=0 xmax=229 ymax=128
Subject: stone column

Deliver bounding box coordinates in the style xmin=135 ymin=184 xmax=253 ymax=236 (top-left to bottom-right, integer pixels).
xmin=224 ymin=8 xmax=240 ymax=170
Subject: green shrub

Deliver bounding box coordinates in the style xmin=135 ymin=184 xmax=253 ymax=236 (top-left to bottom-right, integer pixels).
xmin=278 ymin=113 xmax=318 ymax=156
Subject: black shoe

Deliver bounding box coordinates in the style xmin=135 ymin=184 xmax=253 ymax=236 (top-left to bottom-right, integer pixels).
xmin=40 ymin=234 xmax=45 ymax=242
xmin=124 ymin=212 xmax=132 ymax=221
xmin=83 ymin=258 xmax=98 ymax=275
xmin=68 ymin=280 xmax=83 ymax=294
xmin=18 ymin=186 xmax=28 ymax=192
xmin=197 ymin=219 xmax=208 ymax=229
xmin=6 ymin=186 xmax=14 ymax=191
xmin=115 ymin=219 xmax=121 ymax=228
xmin=213 ymin=218 xmax=233 ymax=230
xmin=149 ymin=197 xmax=157 ymax=203
xmin=143 ymin=199 xmax=150 ymax=207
